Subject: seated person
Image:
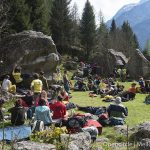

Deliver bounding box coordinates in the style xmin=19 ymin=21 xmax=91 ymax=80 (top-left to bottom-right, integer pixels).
xmin=21 ymin=90 xmax=34 ymax=107
xmin=35 ymin=99 xmax=53 ymax=126
xmin=94 ymin=75 xmax=100 ymax=87
xmin=49 ymin=97 xmax=67 ymax=120
xmin=100 ymin=84 xmax=115 ymax=97
xmin=107 ymin=97 xmax=128 ymax=118
xmin=116 ymin=83 xmax=125 ymax=93
xmin=99 ymin=80 xmax=107 ymax=94
xmin=145 ymin=80 xmax=150 ymax=93
xmin=9 ymin=99 xmax=26 ymax=126
xmin=74 ymin=80 xmax=86 ymax=91
xmin=58 ymin=87 xmax=69 ymax=101
xmin=1 ymin=75 xmax=16 ymax=94
xmin=138 ymin=77 xmax=145 ymax=93
xmin=87 ymin=79 xmax=94 ymax=91
xmin=121 ymin=83 xmax=136 ymax=101
xmin=35 ymin=90 xmax=49 ymax=107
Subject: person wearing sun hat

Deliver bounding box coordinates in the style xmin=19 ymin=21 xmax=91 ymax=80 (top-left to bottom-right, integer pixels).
xmin=107 ymin=96 xmax=128 ymax=118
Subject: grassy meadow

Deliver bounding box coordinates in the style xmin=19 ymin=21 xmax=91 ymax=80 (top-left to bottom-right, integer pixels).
xmin=1 ymin=80 xmax=150 ymax=150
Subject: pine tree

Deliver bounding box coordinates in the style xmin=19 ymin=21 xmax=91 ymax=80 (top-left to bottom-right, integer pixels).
xmin=96 ymin=11 xmax=109 ymax=51
xmin=109 ymin=18 xmax=119 ymax=50
xmin=80 ymin=0 xmax=96 ymax=59
xmin=26 ymin=0 xmax=50 ymax=34
xmin=50 ymin=0 xmax=72 ymax=52
xmin=121 ymin=21 xmax=139 ymax=56
xmin=70 ymin=2 xmax=80 ymax=46
xmin=8 ymin=0 xmax=31 ymax=33
xmin=110 ymin=19 xmax=117 ymax=33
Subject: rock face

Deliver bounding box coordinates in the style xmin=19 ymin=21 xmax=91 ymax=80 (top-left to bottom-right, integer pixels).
xmin=92 ymin=49 xmax=129 ymax=75
xmin=0 ymin=30 xmax=59 ymax=75
xmin=92 ymin=49 xmax=150 ymax=78
xmin=13 ymin=141 xmax=56 ymax=150
xmin=127 ymin=49 xmax=150 ymax=78
xmin=61 ymin=132 xmax=91 ymax=150
xmin=63 ymin=61 xmax=78 ymax=70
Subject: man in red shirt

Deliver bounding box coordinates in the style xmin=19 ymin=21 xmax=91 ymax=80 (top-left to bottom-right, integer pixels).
xmin=49 ymin=99 xmax=67 ymax=119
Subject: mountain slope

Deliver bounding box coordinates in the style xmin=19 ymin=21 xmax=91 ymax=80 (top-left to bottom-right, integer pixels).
xmin=107 ymin=0 xmax=150 ymax=49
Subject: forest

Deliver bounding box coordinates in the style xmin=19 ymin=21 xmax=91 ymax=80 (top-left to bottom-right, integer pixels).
xmin=1 ymin=0 xmax=149 ymax=60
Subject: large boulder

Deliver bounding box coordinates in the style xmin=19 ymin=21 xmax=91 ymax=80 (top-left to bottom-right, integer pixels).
xmin=0 ymin=30 xmax=59 ymax=75
xmin=13 ymin=141 xmax=56 ymax=150
xmin=130 ymin=122 xmax=150 ymax=142
xmin=92 ymin=48 xmax=150 ymax=78
xmin=127 ymin=49 xmax=150 ymax=78
xmin=139 ymin=138 xmax=150 ymax=150
xmin=61 ymin=132 xmax=91 ymax=150
xmin=63 ymin=61 xmax=78 ymax=70
xmin=92 ymin=49 xmax=128 ymax=75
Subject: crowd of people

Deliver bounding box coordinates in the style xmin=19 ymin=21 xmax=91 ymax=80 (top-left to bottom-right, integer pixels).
xmin=0 ymin=61 xmax=150 ymax=140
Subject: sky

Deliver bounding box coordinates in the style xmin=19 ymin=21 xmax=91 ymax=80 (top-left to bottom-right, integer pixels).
xmin=71 ymin=0 xmax=140 ymax=22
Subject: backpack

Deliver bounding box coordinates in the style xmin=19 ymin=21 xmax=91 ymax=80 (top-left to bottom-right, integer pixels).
xmin=32 ymin=120 xmax=44 ymax=133
xmin=66 ymin=116 xmax=87 ymax=132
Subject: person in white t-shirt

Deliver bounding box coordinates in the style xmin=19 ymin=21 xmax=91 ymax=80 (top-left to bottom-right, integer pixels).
xmin=2 ymin=75 xmax=16 ymax=93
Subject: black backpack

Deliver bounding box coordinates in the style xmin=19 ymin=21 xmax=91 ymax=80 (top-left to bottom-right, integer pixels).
xmin=66 ymin=116 xmax=87 ymax=129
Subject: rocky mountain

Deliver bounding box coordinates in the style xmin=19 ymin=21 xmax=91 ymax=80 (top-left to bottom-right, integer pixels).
xmin=107 ymin=0 xmax=150 ymax=49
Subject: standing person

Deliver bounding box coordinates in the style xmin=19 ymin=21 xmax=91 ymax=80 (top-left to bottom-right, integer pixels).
xmin=31 ymin=73 xmax=43 ymax=105
xmin=1 ymin=75 xmax=16 ymax=94
xmin=12 ymin=65 xmax=23 ymax=88
xmin=56 ymin=68 xmax=63 ymax=85
xmin=39 ymin=71 xmax=49 ymax=91
xmin=113 ymin=67 xmax=118 ymax=80
xmin=122 ymin=67 xmax=127 ymax=82
xmin=63 ymin=70 xmax=70 ymax=94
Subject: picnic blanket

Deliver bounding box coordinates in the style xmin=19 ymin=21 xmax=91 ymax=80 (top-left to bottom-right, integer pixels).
xmin=0 ymin=125 xmax=31 ymax=141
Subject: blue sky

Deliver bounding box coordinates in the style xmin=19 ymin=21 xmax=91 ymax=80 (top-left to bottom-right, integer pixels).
xmin=71 ymin=0 xmax=140 ymax=21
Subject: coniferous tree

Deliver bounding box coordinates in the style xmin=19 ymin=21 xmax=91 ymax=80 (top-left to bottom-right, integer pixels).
xmin=109 ymin=18 xmax=119 ymax=50
xmin=96 ymin=11 xmax=109 ymax=51
xmin=70 ymin=2 xmax=80 ymax=46
xmin=121 ymin=21 xmax=139 ymax=56
xmin=50 ymin=0 xmax=72 ymax=52
xmin=110 ymin=19 xmax=117 ymax=33
xmin=8 ymin=0 xmax=31 ymax=33
xmin=80 ymin=0 xmax=96 ymax=59
xmin=26 ymin=0 xmax=50 ymax=34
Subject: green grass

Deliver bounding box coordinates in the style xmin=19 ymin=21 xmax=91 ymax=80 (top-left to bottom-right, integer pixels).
xmin=1 ymin=80 xmax=150 ymax=149
xmin=70 ymin=81 xmax=150 ymax=149
xmin=70 ymin=82 xmax=150 ymax=127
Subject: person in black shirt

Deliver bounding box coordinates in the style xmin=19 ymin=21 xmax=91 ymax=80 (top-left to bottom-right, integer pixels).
xmin=9 ymin=99 xmax=26 ymax=126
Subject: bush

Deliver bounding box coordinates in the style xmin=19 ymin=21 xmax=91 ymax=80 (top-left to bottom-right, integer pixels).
xmin=30 ymin=126 xmax=66 ymax=144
